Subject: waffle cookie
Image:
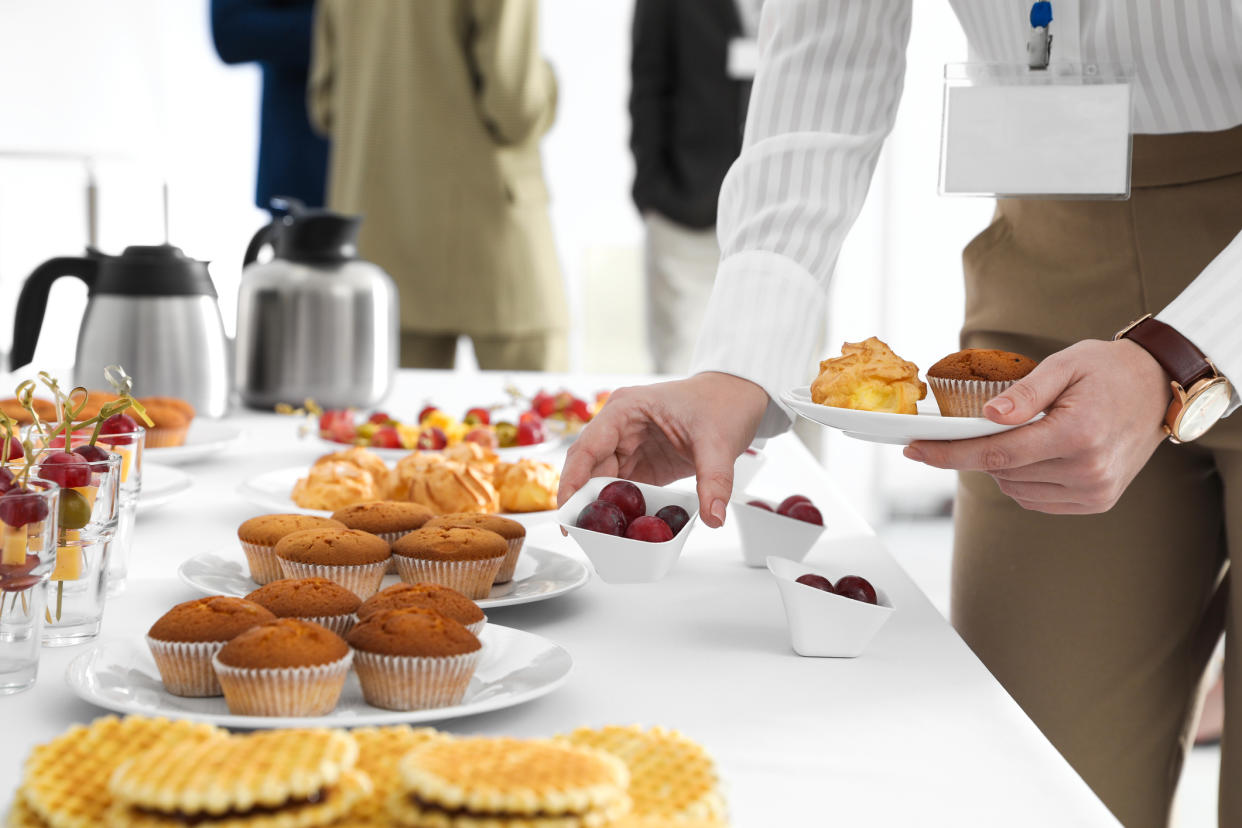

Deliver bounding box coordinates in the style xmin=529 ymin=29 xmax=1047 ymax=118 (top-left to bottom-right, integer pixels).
xmin=18 ymin=716 xmax=224 ymax=828
xmin=107 ymin=728 xmax=369 ymax=828
xmin=6 ymin=797 xmax=49 ymax=828
xmin=339 ymin=726 xmax=447 ymax=826
xmin=557 ymin=727 xmax=727 ymax=826
xmin=390 ymin=737 xmax=631 ymax=827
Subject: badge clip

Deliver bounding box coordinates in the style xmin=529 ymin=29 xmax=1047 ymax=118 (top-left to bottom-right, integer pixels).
xmin=1027 ymin=2 xmax=1053 ymax=70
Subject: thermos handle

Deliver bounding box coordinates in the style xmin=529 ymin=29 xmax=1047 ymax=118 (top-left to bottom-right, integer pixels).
xmin=242 ymin=221 xmax=278 ymax=269
xmin=9 ymin=257 xmax=99 ymax=371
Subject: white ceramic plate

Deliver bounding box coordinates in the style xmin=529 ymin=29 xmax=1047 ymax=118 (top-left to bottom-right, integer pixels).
xmin=315 ymin=435 xmax=563 ymax=461
xmin=237 ymin=466 xmax=556 ymax=526
xmin=178 ymin=544 xmax=589 ymax=609
xmin=146 ymin=421 xmax=244 ymax=465
xmin=136 ymin=464 xmax=193 ymax=512
xmin=65 ymin=625 xmax=572 ymax=729
xmin=780 ymin=387 xmax=1037 ymax=445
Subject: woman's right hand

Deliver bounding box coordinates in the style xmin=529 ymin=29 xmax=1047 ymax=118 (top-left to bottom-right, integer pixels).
xmin=557 ymin=372 xmax=770 ymax=528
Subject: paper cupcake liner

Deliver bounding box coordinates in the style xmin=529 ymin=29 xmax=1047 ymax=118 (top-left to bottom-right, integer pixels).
xmin=372 ymin=530 xmax=407 ymax=573
xmin=352 ymin=648 xmax=481 ymax=711
xmin=392 ymin=556 xmax=503 ymax=600
xmin=147 ymin=636 xmax=225 ymax=697
xmin=277 ymin=559 xmax=389 ymax=600
xmin=304 ymin=613 xmax=357 ymax=637
xmin=493 ymin=537 xmax=526 ymax=585
xmin=212 ymin=650 xmax=353 ymax=717
xmin=465 ymin=617 xmax=486 ymax=637
xmin=144 ymin=426 xmax=189 ymax=448
xmin=928 ymin=377 xmax=1016 ymax=418
xmin=239 ymin=541 xmax=283 ymax=585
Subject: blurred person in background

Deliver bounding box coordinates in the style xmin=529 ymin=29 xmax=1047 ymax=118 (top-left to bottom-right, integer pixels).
xmin=629 ymin=0 xmax=762 ymax=375
xmin=211 ymin=0 xmax=329 ymax=210
xmin=308 ymin=0 xmax=568 ymax=371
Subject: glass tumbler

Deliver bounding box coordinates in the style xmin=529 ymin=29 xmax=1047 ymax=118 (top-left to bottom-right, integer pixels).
xmin=97 ymin=426 xmax=145 ymax=594
xmin=0 ymin=478 xmax=59 ymax=693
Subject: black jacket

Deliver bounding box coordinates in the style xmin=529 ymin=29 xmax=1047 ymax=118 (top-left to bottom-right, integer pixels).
xmin=630 ymin=0 xmax=750 ymax=229
xmin=211 ymin=0 xmax=329 ymax=210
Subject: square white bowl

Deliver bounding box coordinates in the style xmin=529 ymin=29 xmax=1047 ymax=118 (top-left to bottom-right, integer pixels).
xmin=767 ymin=555 xmax=894 ymax=658
xmin=732 ymin=448 xmax=766 ymax=493
xmin=556 ymin=477 xmax=699 ymax=583
xmin=732 ymin=495 xmax=825 ymax=568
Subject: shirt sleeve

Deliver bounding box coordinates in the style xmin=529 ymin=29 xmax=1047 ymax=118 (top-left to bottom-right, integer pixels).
xmin=1155 ymin=230 xmax=1242 ymax=415
xmin=688 ymin=0 xmax=914 ymax=437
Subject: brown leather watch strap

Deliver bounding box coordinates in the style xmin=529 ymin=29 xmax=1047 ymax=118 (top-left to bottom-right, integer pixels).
xmin=1119 ymin=316 xmax=1215 ymax=388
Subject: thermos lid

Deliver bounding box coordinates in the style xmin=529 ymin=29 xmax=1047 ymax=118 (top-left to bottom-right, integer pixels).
xmin=274 ymin=211 xmax=362 ymax=264
xmin=95 ymin=245 xmax=217 ymax=298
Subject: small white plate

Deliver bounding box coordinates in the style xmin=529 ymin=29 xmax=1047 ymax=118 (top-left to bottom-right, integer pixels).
xmin=313 ymin=435 xmax=564 ymax=461
xmin=781 ymin=387 xmax=1036 ymax=445
xmin=146 ymin=421 xmax=244 ymax=465
xmin=237 ymin=466 xmax=556 ymax=526
xmin=137 ymin=464 xmax=193 ymax=512
xmin=65 ymin=625 xmax=572 ymax=729
xmin=179 ymin=544 xmax=589 ymax=610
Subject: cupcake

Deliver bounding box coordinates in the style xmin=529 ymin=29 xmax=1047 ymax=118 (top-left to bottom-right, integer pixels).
xmin=244 ymin=577 xmax=363 ymax=637
xmin=237 ymin=514 xmax=347 ymax=585
xmin=212 ymin=618 xmax=353 ymax=716
xmin=424 ymin=513 xmax=525 ymax=584
xmin=346 ymin=607 xmax=482 ymax=711
xmin=391 ymin=527 xmax=507 ymax=599
xmin=137 ymin=400 xmax=193 ymax=447
xmin=926 ymin=349 xmax=1038 ymax=417
xmin=358 ymin=582 xmax=486 ymax=635
xmin=274 ymin=527 xmax=391 ymax=599
xmin=331 ymin=500 xmax=436 ymax=574
xmin=146 ymin=596 xmax=276 ymax=697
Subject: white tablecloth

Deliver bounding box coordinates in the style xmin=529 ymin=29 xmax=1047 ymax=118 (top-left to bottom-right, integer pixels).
xmin=1 ymin=370 xmax=1121 ymax=827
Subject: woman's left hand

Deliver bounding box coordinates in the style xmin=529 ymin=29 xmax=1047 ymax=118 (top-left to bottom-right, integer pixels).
xmin=903 ymin=339 xmax=1172 ymax=514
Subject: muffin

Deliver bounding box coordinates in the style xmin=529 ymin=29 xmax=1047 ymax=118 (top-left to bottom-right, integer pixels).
xmin=146 ymin=596 xmax=276 ymax=697
xmin=0 ymin=397 xmax=55 ymax=425
xmin=331 ymin=500 xmax=436 ymax=574
xmin=245 ymin=577 xmax=363 ymax=637
xmin=391 ymin=527 xmax=507 ymax=599
xmin=274 ymin=527 xmax=391 ymax=599
xmin=926 ymin=349 xmax=1038 ymax=417
xmin=137 ymin=400 xmax=192 ymax=447
xmin=424 ymin=513 xmax=525 ymax=584
xmin=237 ymin=514 xmax=347 ymax=585
xmin=212 ymin=618 xmax=353 ymax=717
xmin=137 ymin=395 xmax=196 ymax=420
xmin=346 ymin=607 xmax=482 ymax=710
xmin=358 ymin=582 xmax=486 ymax=635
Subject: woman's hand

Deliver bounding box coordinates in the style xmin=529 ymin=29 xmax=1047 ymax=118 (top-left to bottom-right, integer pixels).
xmin=904 ymin=339 xmax=1172 ymax=514
xmin=557 ymin=372 xmax=770 ymax=527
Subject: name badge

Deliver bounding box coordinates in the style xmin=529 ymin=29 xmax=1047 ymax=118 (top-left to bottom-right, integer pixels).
xmin=727 ymin=37 xmax=759 ymax=80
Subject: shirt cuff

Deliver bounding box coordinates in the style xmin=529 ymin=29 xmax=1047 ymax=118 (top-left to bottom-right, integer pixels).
xmin=689 ymin=249 xmax=829 ymax=438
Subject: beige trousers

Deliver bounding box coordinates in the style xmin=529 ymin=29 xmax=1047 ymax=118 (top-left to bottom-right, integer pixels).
xmin=952 ymin=125 xmax=1242 ymax=828
xmin=400 ymin=330 xmax=567 ymax=372
xmin=644 ymin=211 xmax=720 ymax=375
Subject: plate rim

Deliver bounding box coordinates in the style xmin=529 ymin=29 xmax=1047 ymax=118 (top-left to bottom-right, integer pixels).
xmin=137 ymin=463 xmax=194 ymax=511
xmin=177 ymin=543 xmax=591 ymax=610
xmin=146 ymin=421 xmax=245 ymax=462
xmin=64 ymin=625 xmax=573 ymax=729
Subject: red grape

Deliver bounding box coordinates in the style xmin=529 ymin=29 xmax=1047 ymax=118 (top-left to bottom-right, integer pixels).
xmin=100 ymin=413 xmax=139 ymax=444
xmin=1 ymin=437 xmax=22 ymax=462
xmin=568 ymin=398 xmax=592 ymax=421
xmin=516 ymin=419 xmax=545 ymax=446
xmin=795 ymin=573 xmax=835 ymax=593
xmin=38 ymin=452 xmax=91 ymax=488
xmin=0 ymin=487 xmax=49 ymax=527
xmin=776 ymin=495 xmax=812 ymax=516
xmin=654 ymin=505 xmax=689 ymax=536
xmin=835 ymin=575 xmax=877 ymax=604
xmin=0 ymin=468 xmax=14 ymax=493
xmin=367 ymin=411 xmax=391 ymax=425
xmin=575 ymin=500 xmax=627 ymax=536
xmin=786 ymin=503 xmax=823 ymax=526
xmin=464 ymin=407 xmax=491 ymax=426
xmin=371 ymin=426 xmax=402 ymax=449
xmin=598 ymin=481 xmax=645 ymax=523
xmin=463 ymin=427 xmax=498 ymax=449
xmin=532 ymin=391 xmax=557 ymax=418
xmin=0 ymin=553 xmax=38 ymax=580
xmin=418 ymin=406 xmax=439 ymax=423
xmin=746 ymin=500 xmax=773 ymax=511
xmin=625 ymin=515 xmax=674 ymax=542
xmin=744 ymin=448 xmax=759 ymax=456
xmin=73 ymin=444 xmax=111 ymax=465
xmin=417 ymin=427 xmax=448 ymax=450
xmin=318 ymin=410 xmax=356 ymax=444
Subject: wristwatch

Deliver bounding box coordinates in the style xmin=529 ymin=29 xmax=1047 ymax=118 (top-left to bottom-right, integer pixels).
xmin=1114 ymin=314 xmax=1233 ymax=443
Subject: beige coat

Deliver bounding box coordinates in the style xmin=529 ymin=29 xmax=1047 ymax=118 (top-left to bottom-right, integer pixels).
xmin=309 ymin=0 xmax=567 ymax=336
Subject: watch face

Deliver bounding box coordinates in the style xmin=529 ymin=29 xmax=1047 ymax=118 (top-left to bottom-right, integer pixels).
xmin=1175 ymin=381 xmax=1232 ymax=442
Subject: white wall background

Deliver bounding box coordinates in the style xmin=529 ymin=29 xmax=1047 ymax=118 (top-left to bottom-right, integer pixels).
xmin=0 ymin=0 xmax=988 ymax=524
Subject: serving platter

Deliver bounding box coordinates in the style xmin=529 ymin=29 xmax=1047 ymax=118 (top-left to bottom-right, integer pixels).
xmin=237 ymin=465 xmax=556 ymax=526
xmin=313 ymin=434 xmax=563 ymax=461
xmin=147 ymin=421 xmax=244 ymax=465
xmin=780 ymin=387 xmax=1038 ymax=445
xmin=66 ymin=625 xmax=573 ymax=729
xmin=179 ymin=543 xmax=590 ymax=610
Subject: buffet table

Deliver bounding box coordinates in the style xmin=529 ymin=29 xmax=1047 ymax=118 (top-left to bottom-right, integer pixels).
xmin=1 ymin=370 xmax=1122 ymax=827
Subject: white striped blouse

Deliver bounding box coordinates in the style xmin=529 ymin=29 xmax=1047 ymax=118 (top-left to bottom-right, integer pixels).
xmin=691 ymin=0 xmax=1242 ymax=436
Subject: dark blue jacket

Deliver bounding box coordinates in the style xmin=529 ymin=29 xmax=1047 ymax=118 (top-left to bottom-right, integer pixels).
xmin=211 ymin=0 xmax=329 ymax=209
